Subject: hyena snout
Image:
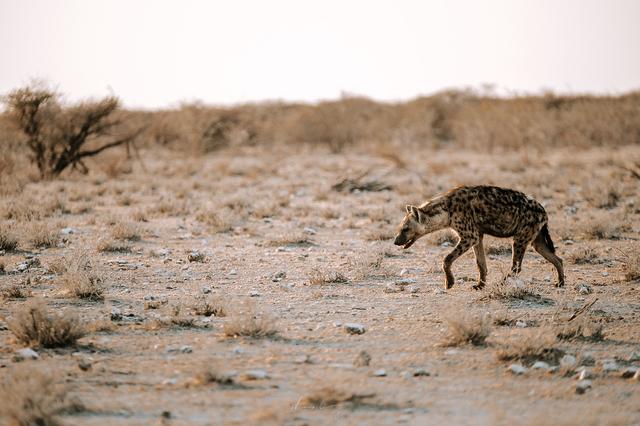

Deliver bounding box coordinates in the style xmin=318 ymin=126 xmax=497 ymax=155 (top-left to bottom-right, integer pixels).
xmin=394 ymin=232 xmax=417 ymax=249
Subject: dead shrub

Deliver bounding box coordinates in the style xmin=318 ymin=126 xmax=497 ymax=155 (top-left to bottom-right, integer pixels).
xmin=480 ymin=276 xmax=545 ymax=303
xmin=223 ymin=302 xmax=278 ymax=338
xmin=581 ymin=216 xmax=628 ymax=240
xmin=193 ymin=295 xmax=227 ymax=317
xmin=26 ymin=222 xmax=59 ymax=248
xmin=0 ymin=365 xmax=82 ymax=426
xmin=443 ymin=310 xmax=492 ymax=346
xmin=351 ymin=250 xmax=392 ymax=280
xmin=308 ymin=267 xmax=350 ymax=285
xmin=620 ymin=250 xmax=640 ymax=282
xmin=496 ymin=330 xmax=564 ymax=365
xmin=8 ymin=299 xmax=86 ymax=348
xmin=190 ymin=365 xmax=236 ymax=387
xmin=266 ymin=232 xmax=312 ymax=247
xmin=1 ymin=284 xmax=32 ymax=300
xmin=0 ymin=224 xmax=19 ymax=251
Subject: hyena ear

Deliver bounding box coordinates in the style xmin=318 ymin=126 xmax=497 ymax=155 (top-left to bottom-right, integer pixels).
xmin=409 ymin=205 xmax=420 ymax=220
xmin=405 ymin=205 xmax=414 ymax=214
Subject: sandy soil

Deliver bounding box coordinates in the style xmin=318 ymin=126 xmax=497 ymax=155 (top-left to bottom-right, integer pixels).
xmin=1 ymin=145 xmax=639 ymax=425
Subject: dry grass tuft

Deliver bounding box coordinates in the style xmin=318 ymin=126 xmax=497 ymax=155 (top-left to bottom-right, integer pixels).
xmin=110 ymin=220 xmax=141 ymax=241
xmin=223 ymin=302 xmax=278 ymax=338
xmin=267 ymin=232 xmax=312 ymax=247
xmin=443 ymin=310 xmax=492 ymax=347
xmin=96 ymin=238 xmax=132 ymax=253
xmin=195 ymin=208 xmax=234 ymax=233
xmin=621 ymin=250 xmax=640 ymax=282
xmin=556 ymin=315 xmax=604 ymax=342
xmin=480 ymin=276 xmax=545 ymax=303
xmin=58 ymin=256 xmax=105 ymax=301
xmin=351 ymin=250 xmax=393 ymax=280
xmin=0 ymin=365 xmax=82 ymax=426
xmin=0 ymin=224 xmax=19 ymax=251
xmin=26 ymin=222 xmax=60 ymax=248
xmin=496 ymin=330 xmax=564 ymax=365
xmin=8 ymin=299 xmax=86 ymax=348
xmin=1 ymin=284 xmax=32 ymax=300
xmin=581 ymin=216 xmax=628 ymax=240
xmin=308 ymin=267 xmax=350 ymax=285
xmin=190 ymin=365 xmax=236 ymax=387
xmin=297 ymin=386 xmax=376 ymax=409
xmin=193 ymin=295 xmax=227 ymax=317
xmin=567 ymin=246 xmax=598 ymax=264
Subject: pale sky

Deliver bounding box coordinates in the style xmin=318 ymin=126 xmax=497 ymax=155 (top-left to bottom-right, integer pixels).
xmin=1 ymin=0 xmax=639 ymax=108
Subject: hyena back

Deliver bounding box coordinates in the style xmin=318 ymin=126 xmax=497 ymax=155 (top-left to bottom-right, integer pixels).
xmin=393 ymin=185 xmax=564 ymax=290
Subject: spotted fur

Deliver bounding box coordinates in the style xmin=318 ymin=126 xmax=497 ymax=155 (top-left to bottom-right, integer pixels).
xmin=393 ymin=185 xmax=565 ymax=290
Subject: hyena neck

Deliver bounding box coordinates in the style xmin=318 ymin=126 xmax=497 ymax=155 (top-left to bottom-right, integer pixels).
xmin=418 ymin=199 xmax=450 ymax=234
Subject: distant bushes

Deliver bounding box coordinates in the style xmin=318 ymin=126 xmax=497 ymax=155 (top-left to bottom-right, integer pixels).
xmin=135 ymin=90 xmax=640 ymax=153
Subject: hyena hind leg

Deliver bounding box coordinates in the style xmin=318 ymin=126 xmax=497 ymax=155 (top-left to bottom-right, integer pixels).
xmin=533 ymin=231 xmax=565 ymax=287
xmin=472 ymin=236 xmax=487 ymax=290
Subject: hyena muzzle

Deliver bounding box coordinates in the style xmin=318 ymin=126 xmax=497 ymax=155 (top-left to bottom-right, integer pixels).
xmin=393 ymin=185 xmax=565 ymax=290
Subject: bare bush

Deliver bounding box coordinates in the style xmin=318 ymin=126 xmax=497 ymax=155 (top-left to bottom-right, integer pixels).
xmin=110 ymin=220 xmax=141 ymax=241
xmin=193 ymin=295 xmax=227 ymax=317
xmin=298 ymin=386 xmax=376 ymax=409
xmin=0 ymin=365 xmax=81 ymax=426
xmin=8 ymin=299 xmax=86 ymax=348
xmin=621 ymin=250 xmax=640 ymax=282
xmin=58 ymin=256 xmax=105 ymax=301
xmin=3 ymin=83 xmax=142 ymax=178
xmin=26 ymin=222 xmax=60 ymax=248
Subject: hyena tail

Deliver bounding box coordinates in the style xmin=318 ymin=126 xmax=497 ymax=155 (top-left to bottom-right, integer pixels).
xmin=538 ymin=223 xmax=555 ymax=253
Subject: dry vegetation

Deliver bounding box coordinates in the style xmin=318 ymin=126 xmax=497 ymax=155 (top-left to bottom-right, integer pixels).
xmin=0 ymin=83 xmax=639 ymax=424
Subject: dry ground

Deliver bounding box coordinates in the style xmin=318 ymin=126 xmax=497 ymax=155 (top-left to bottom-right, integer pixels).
xmin=1 ymin=144 xmax=639 ymax=425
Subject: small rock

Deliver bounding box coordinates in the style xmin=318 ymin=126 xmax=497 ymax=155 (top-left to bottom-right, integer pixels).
xmin=574 ymin=283 xmax=592 ymax=295
xmin=601 ymin=271 xmax=609 ymax=277
xmin=243 ymin=370 xmax=269 ymax=380
xmin=441 ymin=241 xmax=452 ymax=247
xmin=60 ymin=227 xmax=76 ymax=235
xmin=303 ymin=227 xmax=317 ymax=235
xmin=434 ymin=288 xmax=447 ymax=295
xmin=249 ymin=290 xmax=261 ymax=297
xmin=620 ymin=367 xmax=639 ymax=379
xmin=78 ymin=359 xmax=92 ymax=371
xmin=16 ymin=263 xmax=29 ymax=272
xmin=353 ymin=351 xmax=371 ymax=367
xmin=408 ymin=286 xmax=420 ymax=294
xmin=384 ymin=283 xmax=403 ymax=293
xmin=180 ymin=345 xmax=193 ymax=353
xmin=15 ymin=348 xmax=39 ymax=361
xmin=228 ymin=270 xmax=238 ymax=276
xmin=508 ymin=364 xmax=527 ymax=375
xmin=201 ymin=286 xmax=212 ymax=294
xmin=532 ymin=361 xmax=550 ymax=370
xmin=373 ymin=369 xmax=387 ymax=377
xmin=344 ymin=323 xmax=366 ymax=335
xmin=413 ymin=368 xmax=431 ymax=377
xmin=445 ymin=349 xmax=459 ymax=356
xmin=581 ymin=352 xmax=596 ymax=366
xmin=395 ymin=278 xmax=417 ymax=285
xmin=110 ymin=308 xmax=123 ymax=321
xmin=188 ymin=251 xmax=206 ymax=262
xmin=600 ymin=359 xmax=619 ymax=373
xmin=575 ymin=380 xmax=592 ymax=394
xmin=271 ymin=271 xmax=287 ymax=282
xmin=515 ymin=320 xmax=527 ymax=328
xmin=560 ymin=355 xmax=577 ymax=368
xmin=400 ymin=268 xmax=410 ymax=276
xmin=162 ymin=378 xmax=177 ymax=386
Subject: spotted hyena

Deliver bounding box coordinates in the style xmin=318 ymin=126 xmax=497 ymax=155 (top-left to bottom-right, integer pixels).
xmin=393 ymin=185 xmax=564 ymax=290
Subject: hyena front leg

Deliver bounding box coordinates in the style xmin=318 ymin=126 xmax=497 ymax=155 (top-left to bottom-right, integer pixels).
xmin=472 ymin=235 xmax=487 ymax=290
xmin=442 ymin=234 xmax=478 ymax=289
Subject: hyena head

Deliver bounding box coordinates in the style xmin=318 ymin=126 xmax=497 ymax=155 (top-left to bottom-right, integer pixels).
xmin=393 ymin=203 xmax=449 ymax=249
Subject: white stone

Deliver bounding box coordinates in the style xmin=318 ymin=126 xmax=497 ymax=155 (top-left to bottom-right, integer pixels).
xmin=531 ymin=361 xmax=550 ymax=370
xmin=15 ymin=348 xmax=39 ymax=360
xmin=575 ymin=380 xmax=592 ymax=394
xmin=508 ymin=364 xmax=527 ymax=375
xmin=244 ymin=370 xmax=269 ymax=380
xmin=344 ymin=323 xmax=366 ymax=335
xmin=373 ymin=369 xmax=387 ymax=377
xmin=561 ymin=355 xmax=577 ymax=367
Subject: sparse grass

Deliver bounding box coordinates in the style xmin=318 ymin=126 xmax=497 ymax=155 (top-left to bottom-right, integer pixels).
xmin=556 ymin=315 xmax=605 ymax=342
xmin=193 ymin=295 xmax=227 ymax=317
xmin=59 ymin=269 xmax=105 ymax=301
xmin=425 ymin=229 xmax=458 ymax=246
xmin=496 ymin=330 xmax=564 ymax=365
xmin=27 ymin=222 xmax=60 ymax=248
xmin=365 ymin=228 xmax=395 ymax=241
xmin=351 ymin=250 xmax=392 ymax=280
xmin=581 ymin=216 xmax=629 ymax=240
xmin=223 ymin=302 xmax=278 ymax=338
xmin=308 ymin=267 xmax=350 ymax=285
xmin=8 ymin=299 xmax=86 ymax=348
xmin=298 ymin=387 xmax=375 ymax=409
xmin=443 ymin=310 xmax=492 ymax=347
xmin=0 ymin=224 xmax=19 ymax=251
xmin=0 ymin=365 xmax=82 ymax=426
xmin=190 ymin=365 xmax=236 ymax=387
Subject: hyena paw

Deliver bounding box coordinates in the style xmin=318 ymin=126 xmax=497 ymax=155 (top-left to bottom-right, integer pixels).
xmin=472 ymin=282 xmax=485 ymax=291
xmin=555 ymin=281 xmax=565 ymax=288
